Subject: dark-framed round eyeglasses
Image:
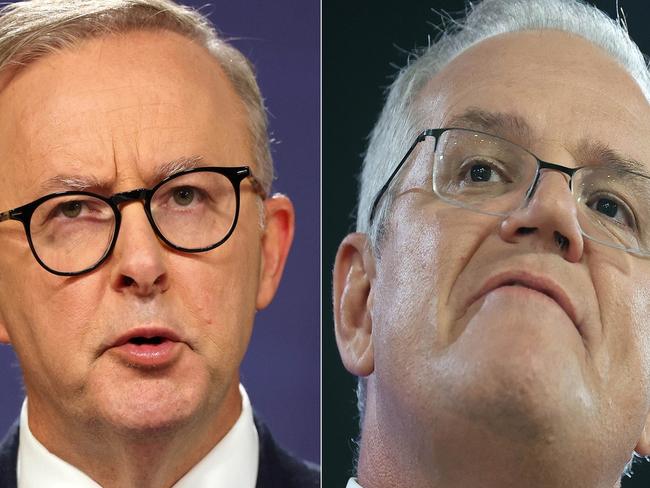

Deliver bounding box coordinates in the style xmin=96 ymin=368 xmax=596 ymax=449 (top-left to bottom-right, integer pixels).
xmin=369 ymin=128 xmax=650 ymax=257
xmin=0 ymin=166 xmax=266 ymax=276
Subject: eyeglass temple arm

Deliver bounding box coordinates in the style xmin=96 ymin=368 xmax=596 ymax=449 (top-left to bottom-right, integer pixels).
xmin=368 ymin=129 xmax=435 ymax=224
xmin=248 ymin=174 xmax=267 ymax=200
xmin=0 ymin=209 xmax=19 ymax=222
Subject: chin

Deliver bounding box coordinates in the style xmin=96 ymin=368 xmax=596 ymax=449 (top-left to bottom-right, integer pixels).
xmin=91 ymin=374 xmax=212 ymax=436
xmin=441 ymin=314 xmax=594 ymax=443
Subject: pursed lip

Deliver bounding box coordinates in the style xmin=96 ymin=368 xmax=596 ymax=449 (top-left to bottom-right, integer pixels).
xmin=468 ymin=270 xmax=580 ymax=333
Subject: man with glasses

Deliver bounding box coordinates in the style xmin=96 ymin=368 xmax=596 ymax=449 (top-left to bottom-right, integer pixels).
xmin=332 ymin=0 xmax=650 ymax=487
xmin=0 ymin=1 xmax=318 ymax=487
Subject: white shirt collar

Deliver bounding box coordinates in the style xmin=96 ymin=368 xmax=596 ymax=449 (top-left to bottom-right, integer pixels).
xmin=17 ymin=384 xmax=259 ymax=488
xmin=346 ymin=478 xmax=362 ymax=488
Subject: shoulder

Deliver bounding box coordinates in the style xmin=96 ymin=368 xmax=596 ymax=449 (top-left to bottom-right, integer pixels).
xmin=254 ymin=414 xmax=320 ymax=488
xmin=0 ymin=420 xmax=19 ymax=488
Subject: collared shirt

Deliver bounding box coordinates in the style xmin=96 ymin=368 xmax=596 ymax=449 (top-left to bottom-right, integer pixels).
xmin=17 ymin=384 xmax=259 ymax=488
xmin=346 ymin=478 xmax=362 ymax=487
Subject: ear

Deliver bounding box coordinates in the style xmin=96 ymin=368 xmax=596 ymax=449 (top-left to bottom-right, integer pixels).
xmin=0 ymin=319 xmax=10 ymax=345
xmin=256 ymin=194 xmax=295 ymax=310
xmin=333 ymin=232 xmax=375 ymax=377
xmin=634 ymin=413 xmax=650 ymax=458
xmin=0 ymin=304 xmax=11 ymax=344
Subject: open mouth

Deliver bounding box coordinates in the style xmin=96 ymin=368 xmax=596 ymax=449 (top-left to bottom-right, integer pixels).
xmin=109 ymin=332 xmax=183 ymax=368
xmin=127 ymin=336 xmax=168 ymax=346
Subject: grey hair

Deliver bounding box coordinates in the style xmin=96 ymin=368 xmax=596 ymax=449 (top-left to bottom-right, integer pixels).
xmin=0 ymin=0 xmax=274 ymax=193
xmin=354 ymin=0 xmax=650 ymax=477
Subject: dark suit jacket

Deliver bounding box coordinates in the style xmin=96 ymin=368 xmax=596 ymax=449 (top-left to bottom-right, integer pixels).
xmin=0 ymin=415 xmax=319 ymax=487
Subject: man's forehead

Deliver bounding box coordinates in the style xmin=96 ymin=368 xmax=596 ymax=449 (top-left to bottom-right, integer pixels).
xmin=0 ymin=30 xmax=252 ymax=203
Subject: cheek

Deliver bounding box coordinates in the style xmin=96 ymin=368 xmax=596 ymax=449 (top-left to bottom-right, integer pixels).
xmin=1 ymin=267 xmax=90 ymax=338
xmin=603 ymin=275 xmax=650 ymax=387
xmin=0 ymin=267 xmax=106 ymax=400
xmin=372 ymin=201 xmax=492 ymax=388
xmin=171 ymin=228 xmax=261 ymax=355
xmin=590 ymin=260 xmax=650 ymax=428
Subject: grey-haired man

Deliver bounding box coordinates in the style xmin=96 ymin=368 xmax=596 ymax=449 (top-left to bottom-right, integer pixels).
xmin=333 ymin=1 xmax=650 ymax=487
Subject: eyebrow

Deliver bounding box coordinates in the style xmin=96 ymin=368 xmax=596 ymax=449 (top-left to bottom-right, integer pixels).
xmin=574 ymin=140 xmax=650 ymax=179
xmin=445 ymin=107 xmax=533 ymax=146
xmin=445 ymin=107 xmax=650 ymax=178
xmin=38 ymin=155 xmax=205 ymax=194
xmin=39 ymin=174 xmax=107 ymax=193
xmin=151 ymin=155 xmax=205 ymax=182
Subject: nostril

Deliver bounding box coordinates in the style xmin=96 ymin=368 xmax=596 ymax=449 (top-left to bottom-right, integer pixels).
xmin=121 ymin=276 xmax=135 ymax=287
xmin=554 ymin=231 xmax=570 ymax=250
xmin=516 ymin=226 xmax=536 ymax=236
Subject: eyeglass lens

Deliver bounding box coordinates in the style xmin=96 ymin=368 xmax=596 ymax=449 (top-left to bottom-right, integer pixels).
xmin=151 ymin=170 xmax=237 ymax=249
xmin=28 ymin=170 xmax=238 ymax=274
xmin=423 ymin=129 xmax=649 ymax=254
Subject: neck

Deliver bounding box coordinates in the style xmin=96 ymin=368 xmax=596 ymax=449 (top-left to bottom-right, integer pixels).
xmin=26 ymin=382 xmax=242 ymax=488
xmin=357 ymin=428 xmax=623 ymax=488
xmin=356 ymin=393 xmax=623 ymax=488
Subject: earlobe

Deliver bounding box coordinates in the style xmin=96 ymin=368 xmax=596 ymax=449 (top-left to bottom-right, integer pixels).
xmin=255 ymin=194 xmax=295 ymax=310
xmin=634 ymin=413 xmax=650 ymax=458
xmin=333 ymin=232 xmax=375 ymax=377
xmin=0 ymin=312 xmax=11 ymax=345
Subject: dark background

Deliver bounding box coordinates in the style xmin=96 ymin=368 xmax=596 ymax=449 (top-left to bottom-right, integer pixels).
xmin=323 ymin=1 xmax=650 ymax=486
xmin=0 ymin=0 xmax=319 ymax=465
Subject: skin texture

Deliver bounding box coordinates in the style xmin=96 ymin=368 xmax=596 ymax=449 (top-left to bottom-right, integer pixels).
xmin=0 ymin=31 xmax=294 ymax=488
xmin=334 ymin=31 xmax=650 ymax=488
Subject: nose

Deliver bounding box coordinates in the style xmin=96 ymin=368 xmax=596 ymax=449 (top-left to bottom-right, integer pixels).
xmin=499 ymin=170 xmax=584 ymax=262
xmin=109 ymin=202 xmax=169 ymax=296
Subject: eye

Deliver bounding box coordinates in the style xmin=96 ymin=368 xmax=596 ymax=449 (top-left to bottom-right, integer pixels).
xmin=587 ymin=194 xmax=636 ymax=229
xmin=470 ymin=163 xmax=494 ymax=182
xmin=595 ymin=198 xmax=617 ymax=217
xmin=51 ymin=200 xmax=102 ymax=220
xmin=172 ymin=187 xmax=196 ymax=206
xmin=60 ymin=201 xmax=83 ymax=218
xmin=459 ymin=158 xmax=509 ymax=184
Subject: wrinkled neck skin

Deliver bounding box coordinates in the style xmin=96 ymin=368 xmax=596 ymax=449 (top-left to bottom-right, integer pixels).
xmin=356 ymin=392 xmax=623 ymax=488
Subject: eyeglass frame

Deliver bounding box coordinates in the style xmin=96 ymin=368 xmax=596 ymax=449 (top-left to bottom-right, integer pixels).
xmin=368 ymin=127 xmax=650 ymax=256
xmin=0 ymin=165 xmax=266 ymax=277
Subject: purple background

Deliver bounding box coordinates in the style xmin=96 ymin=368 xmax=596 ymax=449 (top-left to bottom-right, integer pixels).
xmin=0 ymin=0 xmax=319 ymax=464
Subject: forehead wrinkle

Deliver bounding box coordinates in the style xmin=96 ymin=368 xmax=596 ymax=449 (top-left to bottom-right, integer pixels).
xmin=444 ymin=107 xmax=534 ymax=147
xmin=34 ymin=155 xmax=204 ymax=197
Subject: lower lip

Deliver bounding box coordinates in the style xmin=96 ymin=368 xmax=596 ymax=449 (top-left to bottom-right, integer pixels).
xmin=109 ymin=340 xmax=183 ymax=368
xmin=487 ymin=286 xmax=570 ymax=319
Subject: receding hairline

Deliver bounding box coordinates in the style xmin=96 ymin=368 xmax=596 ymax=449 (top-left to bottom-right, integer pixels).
xmin=0 ymin=0 xmax=274 ymax=194
xmin=409 ymin=28 xmax=650 ymax=121
xmin=414 ymin=29 xmax=650 ymax=121
xmin=0 ymin=26 xmax=232 ymax=86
